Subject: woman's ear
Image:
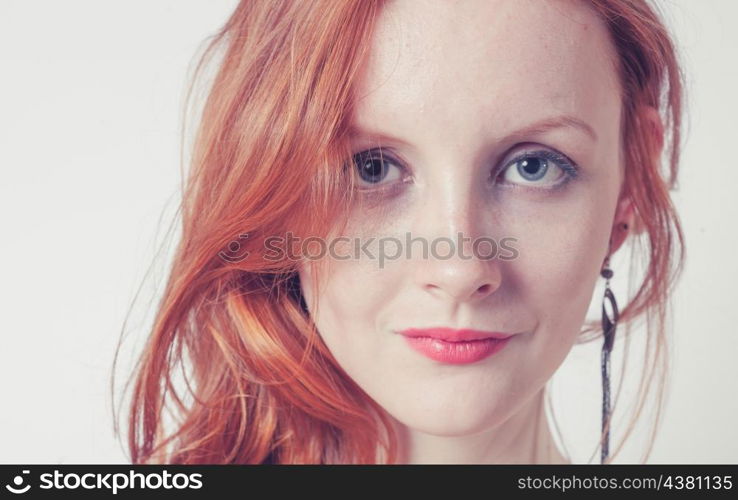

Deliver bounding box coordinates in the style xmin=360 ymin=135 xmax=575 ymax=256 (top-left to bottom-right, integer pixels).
xmin=609 ymin=105 xmax=664 ymax=254
xmin=609 ymin=196 xmax=636 ymax=254
xmin=642 ymin=105 xmax=665 ymax=158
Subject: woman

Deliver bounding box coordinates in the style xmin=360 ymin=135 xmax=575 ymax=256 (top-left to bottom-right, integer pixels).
xmin=120 ymin=0 xmax=685 ymax=464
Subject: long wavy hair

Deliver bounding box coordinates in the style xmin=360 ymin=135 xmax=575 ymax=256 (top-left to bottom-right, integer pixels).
xmin=114 ymin=0 xmax=685 ymax=464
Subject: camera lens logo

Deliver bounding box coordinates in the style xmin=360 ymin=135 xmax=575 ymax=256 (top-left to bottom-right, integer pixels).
xmin=5 ymin=470 xmax=31 ymax=494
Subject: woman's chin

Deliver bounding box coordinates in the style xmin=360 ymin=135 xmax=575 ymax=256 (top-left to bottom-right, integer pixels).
xmin=388 ymin=407 xmax=502 ymax=438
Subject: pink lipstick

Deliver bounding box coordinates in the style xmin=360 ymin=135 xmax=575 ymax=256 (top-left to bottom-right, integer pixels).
xmin=399 ymin=327 xmax=513 ymax=364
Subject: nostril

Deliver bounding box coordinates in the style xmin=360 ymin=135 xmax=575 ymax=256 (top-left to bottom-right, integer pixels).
xmin=477 ymin=284 xmax=492 ymax=295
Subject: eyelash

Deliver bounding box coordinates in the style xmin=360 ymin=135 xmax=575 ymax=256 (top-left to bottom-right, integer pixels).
xmin=349 ymin=146 xmax=580 ymax=193
xmin=495 ymin=149 xmax=580 ymax=191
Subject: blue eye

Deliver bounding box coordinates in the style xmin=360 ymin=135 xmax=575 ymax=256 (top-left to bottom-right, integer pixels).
xmin=498 ymin=149 xmax=579 ymax=189
xmin=352 ymin=149 xmax=405 ymax=187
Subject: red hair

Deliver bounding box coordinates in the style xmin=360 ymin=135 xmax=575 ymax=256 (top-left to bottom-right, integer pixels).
xmin=582 ymin=0 xmax=686 ymax=463
xmin=115 ymin=0 xmax=684 ymax=464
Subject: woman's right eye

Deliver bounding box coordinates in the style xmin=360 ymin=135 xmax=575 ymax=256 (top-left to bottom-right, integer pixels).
xmin=352 ymin=149 xmax=405 ymax=188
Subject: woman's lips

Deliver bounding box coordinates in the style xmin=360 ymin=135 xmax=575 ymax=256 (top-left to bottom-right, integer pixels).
xmin=398 ymin=327 xmax=513 ymax=364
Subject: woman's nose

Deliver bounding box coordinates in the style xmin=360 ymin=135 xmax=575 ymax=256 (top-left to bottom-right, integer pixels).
xmin=395 ymin=152 xmax=506 ymax=304
xmin=410 ymin=193 xmax=503 ymax=304
xmin=415 ymin=235 xmax=503 ymax=303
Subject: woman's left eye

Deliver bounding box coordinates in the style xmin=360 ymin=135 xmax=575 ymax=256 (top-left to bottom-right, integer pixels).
xmin=497 ymin=149 xmax=579 ymax=189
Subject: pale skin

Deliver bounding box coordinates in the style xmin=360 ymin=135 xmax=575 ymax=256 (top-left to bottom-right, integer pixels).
xmin=299 ymin=0 xmax=659 ymax=463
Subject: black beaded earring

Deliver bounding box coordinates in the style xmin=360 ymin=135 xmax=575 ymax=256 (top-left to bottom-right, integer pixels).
xmin=600 ymin=254 xmax=619 ymax=464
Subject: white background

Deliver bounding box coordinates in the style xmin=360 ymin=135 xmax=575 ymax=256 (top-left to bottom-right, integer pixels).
xmin=1 ymin=1 xmax=736 ymax=463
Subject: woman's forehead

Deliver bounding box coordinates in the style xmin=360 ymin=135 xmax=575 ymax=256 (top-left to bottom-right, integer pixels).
xmin=352 ymin=0 xmax=621 ymax=148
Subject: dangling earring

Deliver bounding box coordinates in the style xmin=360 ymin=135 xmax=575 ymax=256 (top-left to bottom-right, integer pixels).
xmin=600 ymin=254 xmax=619 ymax=464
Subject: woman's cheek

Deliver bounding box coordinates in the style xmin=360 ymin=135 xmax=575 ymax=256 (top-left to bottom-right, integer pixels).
xmin=499 ymin=196 xmax=610 ymax=346
xmin=298 ymin=253 xmax=395 ymax=358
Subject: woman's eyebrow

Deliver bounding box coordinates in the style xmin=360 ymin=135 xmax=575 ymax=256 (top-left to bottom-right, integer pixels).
xmin=348 ymin=114 xmax=597 ymax=146
xmin=347 ymin=126 xmax=414 ymax=148
xmin=505 ymin=115 xmax=598 ymax=143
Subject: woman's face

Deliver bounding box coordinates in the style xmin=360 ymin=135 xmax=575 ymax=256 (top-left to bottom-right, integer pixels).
xmin=299 ymin=0 xmax=628 ymax=437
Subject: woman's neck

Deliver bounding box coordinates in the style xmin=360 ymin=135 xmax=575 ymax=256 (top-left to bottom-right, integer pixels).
xmin=393 ymin=388 xmax=569 ymax=464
